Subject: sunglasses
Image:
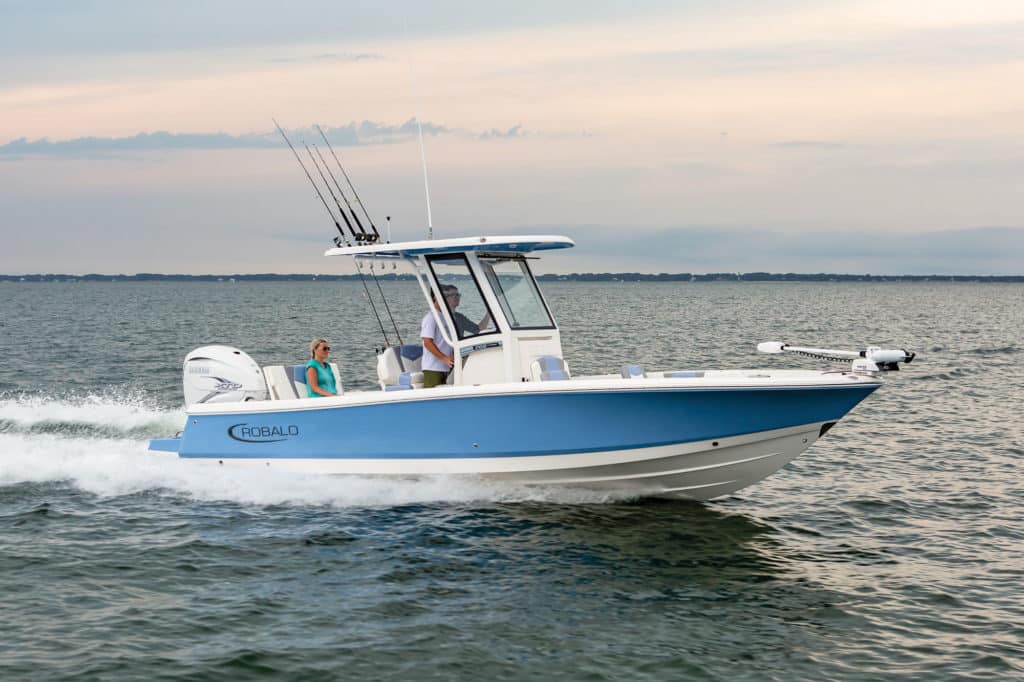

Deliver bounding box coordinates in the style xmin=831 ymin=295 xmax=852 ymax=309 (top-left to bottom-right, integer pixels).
xmin=446 ymin=293 xmax=461 ymax=299
xmin=319 ymin=346 xmax=331 ymax=351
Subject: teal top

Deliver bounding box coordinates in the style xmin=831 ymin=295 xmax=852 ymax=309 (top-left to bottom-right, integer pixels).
xmin=305 ymin=359 xmax=337 ymax=398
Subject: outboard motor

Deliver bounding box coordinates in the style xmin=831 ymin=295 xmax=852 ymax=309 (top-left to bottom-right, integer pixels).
xmin=183 ymin=345 xmax=267 ymax=408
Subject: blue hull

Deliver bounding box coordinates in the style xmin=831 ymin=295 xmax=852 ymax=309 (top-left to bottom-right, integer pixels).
xmin=157 ymin=384 xmax=878 ymax=460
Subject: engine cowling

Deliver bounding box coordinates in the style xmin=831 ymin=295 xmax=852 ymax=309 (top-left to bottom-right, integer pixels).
xmin=182 ymin=345 xmax=267 ymax=408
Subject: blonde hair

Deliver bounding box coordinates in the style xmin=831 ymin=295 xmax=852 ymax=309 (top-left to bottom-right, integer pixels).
xmin=310 ymin=338 xmax=329 ymax=358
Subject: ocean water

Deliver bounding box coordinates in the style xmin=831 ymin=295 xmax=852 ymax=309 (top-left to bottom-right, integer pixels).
xmin=0 ymin=280 xmax=1021 ymax=680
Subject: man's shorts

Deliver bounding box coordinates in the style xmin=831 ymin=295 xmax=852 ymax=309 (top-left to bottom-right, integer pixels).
xmin=422 ymin=370 xmax=449 ymax=388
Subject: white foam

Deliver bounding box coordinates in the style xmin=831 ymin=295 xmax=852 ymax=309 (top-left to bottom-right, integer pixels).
xmin=0 ymin=393 xmax=184 ymax=435
xmin=0 ymin=432 xmax=632 ymax=508
xmin=0 ymin=394 xmax=636 ymax=507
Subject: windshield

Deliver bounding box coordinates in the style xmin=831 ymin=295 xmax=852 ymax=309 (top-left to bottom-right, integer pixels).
xmin=427 ymin=255 xmax=498 ymax=340
xmin=479 ymin=257 xmax=555 ymax=329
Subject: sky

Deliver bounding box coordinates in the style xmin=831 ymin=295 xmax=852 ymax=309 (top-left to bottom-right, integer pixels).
xmin=1 ymin=0 xmax=1022 ymax=275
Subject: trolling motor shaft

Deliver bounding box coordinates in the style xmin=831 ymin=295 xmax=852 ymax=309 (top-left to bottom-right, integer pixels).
xmin=758 ymin=342 xmax=915 ymax=373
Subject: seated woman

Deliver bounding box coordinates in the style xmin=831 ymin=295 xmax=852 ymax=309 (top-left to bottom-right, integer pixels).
xmin=306 ymin=338 xmax=339 ymax=397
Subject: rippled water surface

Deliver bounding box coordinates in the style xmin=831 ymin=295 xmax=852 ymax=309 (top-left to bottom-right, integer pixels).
xmin=1 ymin=281 xmax=1021 ymax=680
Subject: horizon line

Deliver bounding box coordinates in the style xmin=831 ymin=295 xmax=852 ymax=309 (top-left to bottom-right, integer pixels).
xmin=3 ymin=272 xmax=1022 ymax=282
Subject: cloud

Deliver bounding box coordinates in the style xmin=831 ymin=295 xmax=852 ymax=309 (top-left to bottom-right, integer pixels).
xmin=0 ymin=119 xmax=459 ymax=156
xmin=0 ymin=131 xmax=279 ymax=155
xmin=0 ymin=118 xmax=559 ymax=157
xmin=479 ymin=125 xmax=526 ymax=140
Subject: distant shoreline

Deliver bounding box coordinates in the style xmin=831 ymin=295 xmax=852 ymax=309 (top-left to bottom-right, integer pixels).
xmin=2 ymin=273 xmax=1022 ymax=283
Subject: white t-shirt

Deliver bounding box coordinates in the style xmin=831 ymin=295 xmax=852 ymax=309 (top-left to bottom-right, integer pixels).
xmin=420 ymin=309 xmax=453 ymax=373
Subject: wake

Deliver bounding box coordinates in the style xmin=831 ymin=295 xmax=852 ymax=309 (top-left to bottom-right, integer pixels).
xmin=0 ymin=394 xmax=632 ymax=508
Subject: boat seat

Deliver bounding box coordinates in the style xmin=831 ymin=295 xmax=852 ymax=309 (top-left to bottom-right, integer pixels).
xmin=289 ymin=363 xmax=343 ymax=397
xmin=530 ymin=355 xmax=571 ymax=381
xmin=384 ymin=373 xmax=416 ymax=392
xmin=262 ymin=363 xmax=342 ymax=399
xmin=397 ymin=344 xmax=424 ymax=371
xmin=377 ymin=345 xmax=425 ymax=389
xmin=263 ymin=365 xmax=299 ymax=400
xmin=621 ymin=364 xmax=647 ymax=378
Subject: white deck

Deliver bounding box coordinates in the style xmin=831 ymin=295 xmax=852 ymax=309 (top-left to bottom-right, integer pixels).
xmin=187 ymin=369 xmax=879 ymax=416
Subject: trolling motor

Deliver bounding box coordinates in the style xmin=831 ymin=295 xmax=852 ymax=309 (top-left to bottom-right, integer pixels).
xmin=758 ymin=342 xmax=915 ymax=374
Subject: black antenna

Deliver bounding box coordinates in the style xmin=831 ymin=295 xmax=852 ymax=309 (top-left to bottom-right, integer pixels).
xmin=315 ymin=124 xmax=381 ymax=242
xmin=303 ymin=141 xmax=359 ymax=244
xmin=273 ymin=119 xmax=348 ymax=246
xmin=311 ymin=143 xmax=369 ymax=242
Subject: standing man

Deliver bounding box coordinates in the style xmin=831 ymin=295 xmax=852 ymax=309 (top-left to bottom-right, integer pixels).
xmin=421 ymin=289 xmax=454 ymax=387
xmin=441 ymin=284 xmax=491 ymax=338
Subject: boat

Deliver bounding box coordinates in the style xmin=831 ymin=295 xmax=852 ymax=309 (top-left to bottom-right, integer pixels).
xmin=149 ymin=234 xmax=914 ymax=500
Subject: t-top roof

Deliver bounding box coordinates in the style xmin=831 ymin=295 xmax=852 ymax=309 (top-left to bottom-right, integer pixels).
xmin=324 ymin=235 xmax=575 ymax=258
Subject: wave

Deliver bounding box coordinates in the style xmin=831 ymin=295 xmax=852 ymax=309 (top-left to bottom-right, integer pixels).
xmin=961 ymin=345 xmax=1020 ymax=356
xmin=0 ymin=392 xmax=184 ymax=440
xmin=0 ymin=430 xmax=634 ymax=511
xmin=0 ymin=393 xmax=642 ymax=507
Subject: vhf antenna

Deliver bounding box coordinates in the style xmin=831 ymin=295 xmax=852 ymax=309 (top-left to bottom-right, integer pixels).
xmin=404 ymin=15 xmax=433 ymax=239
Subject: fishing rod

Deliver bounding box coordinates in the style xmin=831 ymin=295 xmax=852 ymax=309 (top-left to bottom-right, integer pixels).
xmin=274 ymin=119 xmax=390 ymax=346
xmin=315 ymin=124 xmax=381 ymax=242
xmin=272 ymin=119 xmax=349 ymax=247
xmin=302 ymin=140 xmax=394 ymax=345
xmin=311 ymin=144 xmax=403 ymax=346
xmin=310 ymin=143 xmax=402 ymax=343
xmin=312 ymin=127 xmax=402 ymax=343
xmin=357 ymin=256 xmax=403 ymax=346
xmin=303 ymin=141 xmax=360 ymax=244
xmin=361 ymin=249 xmax=404 ymax=346
xmin=310 ymin=142 xmax=370 ymax=243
